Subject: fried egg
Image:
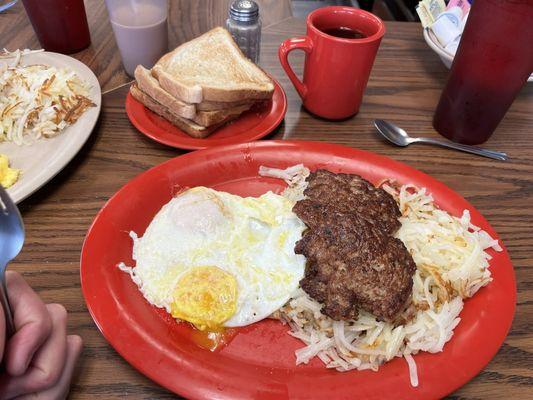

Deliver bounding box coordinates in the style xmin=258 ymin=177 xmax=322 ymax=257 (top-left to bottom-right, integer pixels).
xmin=123 ymin=187 xmax=306 ymax=330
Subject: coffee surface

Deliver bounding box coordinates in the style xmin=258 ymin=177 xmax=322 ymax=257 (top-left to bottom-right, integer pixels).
xmin=322 ymin=26 xmax=367 ymax=39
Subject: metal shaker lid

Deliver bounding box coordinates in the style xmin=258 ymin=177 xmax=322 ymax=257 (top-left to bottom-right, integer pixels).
xmin=229 ymin=0 xmax=259 ymax=22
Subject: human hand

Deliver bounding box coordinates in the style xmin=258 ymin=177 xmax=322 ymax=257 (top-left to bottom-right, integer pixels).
xmin=0 ymin=271 xmax=82 ymax=400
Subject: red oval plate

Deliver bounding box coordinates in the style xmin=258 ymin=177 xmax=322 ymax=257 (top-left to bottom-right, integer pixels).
xmin=125 ymin=78 xmax=287 ymax=150
xmin=81 ymin=141 xmax=515 ymax=400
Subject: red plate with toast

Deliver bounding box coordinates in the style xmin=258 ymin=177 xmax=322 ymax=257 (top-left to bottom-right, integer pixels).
xmin=81 ymin=141 xmax=515 ymax=400
xmin=125 ymin=78 xmax=287 ymax=150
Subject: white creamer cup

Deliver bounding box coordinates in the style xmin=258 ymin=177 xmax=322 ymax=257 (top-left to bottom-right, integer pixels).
xmin=439 ymin=6 xmax=463 ymax=27
xmin=444 ymin=36 xmax=461 ymax=56
xmin=461 ymin=11 xmax=470 ymax=31
xmin=431 ymin=16 xmax=462 ymax=47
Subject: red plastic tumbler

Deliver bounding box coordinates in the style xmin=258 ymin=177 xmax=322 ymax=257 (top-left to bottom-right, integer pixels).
xmin=433 ymin=0 xmax=533 ymax=145
xmin=21 ymin=0 xmax=91 ymax=54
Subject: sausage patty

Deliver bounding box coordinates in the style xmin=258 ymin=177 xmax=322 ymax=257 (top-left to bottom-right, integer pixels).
xmin=293 ymin=170 xmax=416 ymax=321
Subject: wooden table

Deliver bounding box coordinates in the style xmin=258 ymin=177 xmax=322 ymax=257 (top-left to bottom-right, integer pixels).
xmin=1 ymin=1 xmax=532 ymax=399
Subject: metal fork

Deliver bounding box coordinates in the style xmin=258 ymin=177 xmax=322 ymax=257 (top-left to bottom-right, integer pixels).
xmin=0 ymin=187 xmax=25 ymax=337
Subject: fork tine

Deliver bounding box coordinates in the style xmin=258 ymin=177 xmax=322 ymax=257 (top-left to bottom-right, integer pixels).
xmin=0 ymin=186 xmax=10 ymax=214
xmin=0 ymin=186 xmax=13 ymax=213
xmin=0 ymin=187 xmax=24 ymax=233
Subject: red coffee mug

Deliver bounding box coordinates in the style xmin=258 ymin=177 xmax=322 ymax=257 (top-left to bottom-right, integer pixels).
xmin=279 ymin=7 xmax=385 ymax=120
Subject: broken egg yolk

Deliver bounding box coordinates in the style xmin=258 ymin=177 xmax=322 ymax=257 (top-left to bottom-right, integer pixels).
xmin=170 ymin=266 xmax=237 ymax=331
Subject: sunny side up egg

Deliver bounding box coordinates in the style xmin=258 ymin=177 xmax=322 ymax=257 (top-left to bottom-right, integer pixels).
xmin=126 ymin=186 xmax=306 ymax=331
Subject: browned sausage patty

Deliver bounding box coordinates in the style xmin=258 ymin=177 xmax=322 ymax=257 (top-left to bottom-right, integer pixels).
xmin=293 ymin=170 xmax=416 ymax=321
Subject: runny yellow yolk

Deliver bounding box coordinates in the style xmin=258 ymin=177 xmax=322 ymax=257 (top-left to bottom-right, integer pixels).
xmin=170 ymin=266 xmax=237 ymax=331
xmin=0 ymin=154 xmax=20 ymax=189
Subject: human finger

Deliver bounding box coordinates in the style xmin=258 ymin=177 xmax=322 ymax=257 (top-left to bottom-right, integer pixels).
xmin=3 ymin=271 xmax=52 ymax=377
xmin=0 ymin=304 xmax=68 ymax=398
xmin=12 ymin=335 xmax=83 ymax=400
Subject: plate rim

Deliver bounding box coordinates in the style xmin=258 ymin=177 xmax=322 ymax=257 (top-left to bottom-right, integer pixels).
xmin=1 ymin=51 xmax=102 ymax=203
xmin=125 ymin=77 xmax=287 ymax=150
xmin=80 ymin=140 xmax=516 ymax=399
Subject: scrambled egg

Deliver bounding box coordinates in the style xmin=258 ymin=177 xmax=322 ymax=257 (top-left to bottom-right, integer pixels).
xmin=0 ymin=154 xmax=20 ymax=188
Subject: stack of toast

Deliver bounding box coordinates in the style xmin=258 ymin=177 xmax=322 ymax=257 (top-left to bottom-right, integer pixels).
xmin=130 ymin=27 xmax=275 ymax=138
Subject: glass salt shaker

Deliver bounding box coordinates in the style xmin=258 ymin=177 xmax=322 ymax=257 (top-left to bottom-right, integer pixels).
xmin=226 ymin=0 xmax=261 ymax=64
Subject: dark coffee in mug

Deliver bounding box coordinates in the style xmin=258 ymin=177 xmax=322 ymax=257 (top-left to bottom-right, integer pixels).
xmin=322 ymin=26 xmax=367 ymax=39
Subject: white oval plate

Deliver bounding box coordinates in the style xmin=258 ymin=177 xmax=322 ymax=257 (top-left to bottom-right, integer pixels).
xmin=0 ymin=51 xmax=101 ymax=203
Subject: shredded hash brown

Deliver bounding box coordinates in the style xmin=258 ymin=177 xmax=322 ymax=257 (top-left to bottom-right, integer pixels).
xmin=0 ymin=49 xmax=96 ymax=145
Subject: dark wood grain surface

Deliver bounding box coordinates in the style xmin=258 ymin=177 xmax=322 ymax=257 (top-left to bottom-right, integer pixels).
xmin=1 ymin=1 xmax=532 ymax=399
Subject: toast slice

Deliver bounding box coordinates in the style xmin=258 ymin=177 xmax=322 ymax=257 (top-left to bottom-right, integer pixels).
xmin=152 ymin=27 xmax=274 ymax=104
xmin=130 ymin=84 xmax=225 ymax=138
xmin=134 ymin=66 xmax=196 ymax=120
xmin=135 ymin=65 xmax=253 ymax=126
xmin=135 ymin=65 xmax=254 ymax=127
xmin=193 ymin=103 xmax=252 ymax=127
xmin=196 ymin=98 xmax=257 ymax=111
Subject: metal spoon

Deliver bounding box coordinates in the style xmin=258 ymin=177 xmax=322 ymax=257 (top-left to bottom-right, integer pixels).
xmin=0 ymin=187 xmax=25 ymax=338
xmin=374 ymin=119 xmax=508 ymax=161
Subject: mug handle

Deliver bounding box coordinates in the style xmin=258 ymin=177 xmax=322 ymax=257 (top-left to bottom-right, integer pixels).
xmin=278 ymin=36 xmax=313 ymax=100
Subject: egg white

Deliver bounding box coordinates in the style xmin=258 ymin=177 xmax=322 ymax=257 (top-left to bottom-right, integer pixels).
xmin=127 ymin=187 xmax=306 ymax=327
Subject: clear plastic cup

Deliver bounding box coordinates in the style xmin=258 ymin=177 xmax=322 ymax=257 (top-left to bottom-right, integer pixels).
xmin=105 ymin=0 xmax=168 ymax=76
